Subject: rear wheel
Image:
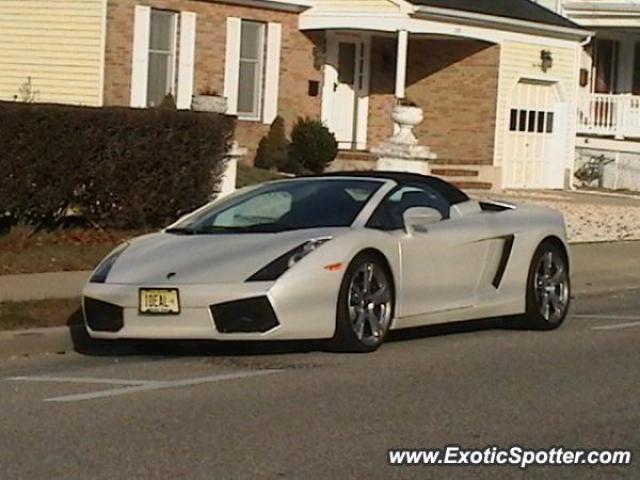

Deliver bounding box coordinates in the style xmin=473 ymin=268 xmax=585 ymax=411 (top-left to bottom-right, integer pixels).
xmin=517 ymin=241 xmax=570 ymax=330
xmin=330 ymin=253 xmax=394 ymax=353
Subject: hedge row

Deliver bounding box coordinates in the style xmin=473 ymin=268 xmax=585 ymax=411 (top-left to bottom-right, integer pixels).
xmin=0 ymin=102 xmax=235 ymax=229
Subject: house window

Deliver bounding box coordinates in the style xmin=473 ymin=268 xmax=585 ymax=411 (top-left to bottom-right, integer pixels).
xmin=338 ymin=43 xmax=356 ymax=85
xmin=147 ymin=9 xmax=178 ymax=107
xmin=237 ymin=20 xmax=266 ymax=119
xmin=509 ymin=109 xmax=554 ymax=134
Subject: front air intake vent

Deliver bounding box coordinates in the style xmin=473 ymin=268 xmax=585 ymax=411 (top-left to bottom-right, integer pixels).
xmin=83 ymin=297 xmax=124 ymax=332
xmin=210 ymin=297 xmax=279 ymax=333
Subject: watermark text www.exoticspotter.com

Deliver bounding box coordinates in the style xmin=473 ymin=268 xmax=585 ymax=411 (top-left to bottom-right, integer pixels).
xmin=388 ymin=445 xmax=632 ymax=469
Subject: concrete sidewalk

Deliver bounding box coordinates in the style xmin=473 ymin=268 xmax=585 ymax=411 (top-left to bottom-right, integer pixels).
xmin=0 ymin=270 xmax=91 ymax=302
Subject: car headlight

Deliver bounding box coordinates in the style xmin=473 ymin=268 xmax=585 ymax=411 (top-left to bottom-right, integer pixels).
xmin=246 ymin=238 xmax=332 ymax=282
xmin=90 ymin=243 xmax=129 ymax=284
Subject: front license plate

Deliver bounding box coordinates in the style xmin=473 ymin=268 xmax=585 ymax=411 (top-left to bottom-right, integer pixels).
xmin=139 ymin=289 xmax=180 ymax=315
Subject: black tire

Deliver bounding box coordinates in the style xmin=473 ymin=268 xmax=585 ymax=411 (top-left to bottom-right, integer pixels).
xmin=329 ymin=252 xmax=395 ymax=353
xmin=515 ymin=241 xmax=571 ymax=330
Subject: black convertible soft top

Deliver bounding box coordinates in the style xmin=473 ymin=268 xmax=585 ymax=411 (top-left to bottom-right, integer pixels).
xmin=314 ymin=171 xmax=470 ymax=206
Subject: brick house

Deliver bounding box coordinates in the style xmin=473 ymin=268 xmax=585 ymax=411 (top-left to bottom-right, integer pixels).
xmin=0 ymin=0 xmax=591 ymax=190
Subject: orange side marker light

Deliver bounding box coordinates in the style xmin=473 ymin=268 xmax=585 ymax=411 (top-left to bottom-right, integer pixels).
xmin=324 ymin=262 xmax=344 ymax=272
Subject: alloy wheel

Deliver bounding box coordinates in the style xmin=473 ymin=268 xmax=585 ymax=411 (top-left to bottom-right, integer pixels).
xmin=347 ymin=262 xmax=392 ymax=346
xmin=534 ymin=250 xmax=569 ymax=323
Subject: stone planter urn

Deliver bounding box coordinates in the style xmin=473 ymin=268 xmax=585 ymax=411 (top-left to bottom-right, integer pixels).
xmin=372 ymin=103 xmax=436 ymax=174
xmin=390 ymin=105 xmax=424 ymax=145
xmin=192 ymin=94 xmax=228 ymax=114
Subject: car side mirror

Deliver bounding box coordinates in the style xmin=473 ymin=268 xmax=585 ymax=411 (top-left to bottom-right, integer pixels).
xmin=403 ymin=207 xmax=443 ymax=235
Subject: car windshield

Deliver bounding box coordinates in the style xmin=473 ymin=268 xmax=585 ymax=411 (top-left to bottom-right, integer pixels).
xmin=168 ymin=179 xmax=384 ymax=234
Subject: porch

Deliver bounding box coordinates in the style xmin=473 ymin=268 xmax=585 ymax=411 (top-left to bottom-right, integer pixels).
xmin=577 ymin=93 xmax=640 ymax=139
xmin=314 ymin=27 xmax=501 ymax=186
xmin=577 ymin=27 xmax=640 ymax=139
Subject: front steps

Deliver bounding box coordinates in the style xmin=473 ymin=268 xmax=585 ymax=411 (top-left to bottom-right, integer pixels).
xmin=329 ymin=151 xmax=494 ymax=190
xmin=430 ymin=167 xmax=492 ymax=190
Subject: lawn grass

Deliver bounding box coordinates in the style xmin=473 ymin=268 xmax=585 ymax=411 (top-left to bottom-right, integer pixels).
xmin=0 ymin=298 xmax=82 ymax=331
xmin=0 ymin=226 xmax=141 ymax=275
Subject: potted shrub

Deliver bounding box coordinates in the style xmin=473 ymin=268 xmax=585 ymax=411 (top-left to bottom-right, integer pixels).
xmin=192 ymin=87 xmax=228 ymax=113
xmin=391 ymin=97 xmax=424 ymax=145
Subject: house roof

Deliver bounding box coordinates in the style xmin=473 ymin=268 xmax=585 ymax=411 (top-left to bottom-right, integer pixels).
xmin=407 ymin=0 xmax=580 ymax=29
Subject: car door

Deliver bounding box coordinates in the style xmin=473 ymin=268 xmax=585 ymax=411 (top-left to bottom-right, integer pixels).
xmin=368 ymin=185 xmax=491 ymax=318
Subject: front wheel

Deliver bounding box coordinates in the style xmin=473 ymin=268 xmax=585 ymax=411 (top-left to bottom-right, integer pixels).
xmin=329 ymin=253 xmax=394 ymax=353
xmin=517 ymin=241 xmax=571 ymax=330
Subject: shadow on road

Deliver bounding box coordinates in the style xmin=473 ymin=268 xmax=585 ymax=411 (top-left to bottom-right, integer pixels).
xmin=387 ymin=317 xmax=508 ymax=343
xmin=67 ymin=307 xmax=322 ymax=357
xmin=68 ymin=307 xmax=513 ymax=358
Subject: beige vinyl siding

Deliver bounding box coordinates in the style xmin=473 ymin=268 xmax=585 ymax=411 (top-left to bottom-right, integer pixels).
xmin=494 ymin=40 xmax=580 ymax=169
xmin=0 ymin=0 xmax=106 ymax=106
xmin=313 ymin=0 xmax=400 ymax=13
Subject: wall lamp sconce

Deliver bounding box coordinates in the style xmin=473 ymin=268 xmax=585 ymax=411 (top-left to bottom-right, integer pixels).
xmin=540 ymin=50 xmax=553 ymax=73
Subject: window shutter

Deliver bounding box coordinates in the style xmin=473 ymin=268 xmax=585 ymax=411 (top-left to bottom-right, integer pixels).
xmin=224 ymin=17 xmax=242 ymax=115
xmin=177 ymin=12 xmax=197 ymax=110
xmin=263 ymin=22 xmax=282 ymax=124
xmin=130 ymin=5 xmax=151 ymax=107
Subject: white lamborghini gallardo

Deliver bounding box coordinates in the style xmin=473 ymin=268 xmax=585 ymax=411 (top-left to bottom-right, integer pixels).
xmin=83 ymin=172 xmax=571 ymax=352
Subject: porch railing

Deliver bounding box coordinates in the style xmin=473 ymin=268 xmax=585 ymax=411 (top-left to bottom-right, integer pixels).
xmin=577 ymin=93 xmax=640 ymax=139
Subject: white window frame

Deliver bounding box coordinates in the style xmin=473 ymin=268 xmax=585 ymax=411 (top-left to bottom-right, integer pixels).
xmin=177 ymin=12 xmax=197 ymax=110
xmin=237 ymin=20 xmax=266 ymax=121
xmin=147 ymin=9 xmax=179 ymax=107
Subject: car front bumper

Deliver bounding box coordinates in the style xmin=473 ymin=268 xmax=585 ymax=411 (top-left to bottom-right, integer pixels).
xmin=82 ymin=278 xmax=338 ymax=341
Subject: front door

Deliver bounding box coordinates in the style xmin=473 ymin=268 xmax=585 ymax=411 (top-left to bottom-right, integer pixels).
xmin=323 ymin=33 xmax=370 ymax=150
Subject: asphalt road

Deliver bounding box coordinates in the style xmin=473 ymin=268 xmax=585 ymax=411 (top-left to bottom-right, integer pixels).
xmin=1 ymin=259 xmax=640 ymax=478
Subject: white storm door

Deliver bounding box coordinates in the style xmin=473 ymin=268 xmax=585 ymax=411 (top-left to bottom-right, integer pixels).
xmin=504 ymin=80 xmax=566 ymax=189
xmin=398 ymin=216 xmax=491 ymax=319
xmin=323 ymin=33 xmax=370 ymax=150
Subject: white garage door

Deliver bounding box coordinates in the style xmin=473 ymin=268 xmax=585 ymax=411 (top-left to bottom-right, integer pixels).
xmin=504 ymin=80 xmax=568 ymax=189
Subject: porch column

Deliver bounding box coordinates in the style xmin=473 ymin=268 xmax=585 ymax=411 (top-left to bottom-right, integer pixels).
xmin=395 ymin=30 xmax=409 ymax=99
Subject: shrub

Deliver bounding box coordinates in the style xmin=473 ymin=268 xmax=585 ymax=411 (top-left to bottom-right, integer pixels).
xmin=255 ymin=116 xmax=288 ymax=170
xmin=0 ymin=102 xmax=234 ymax=229
xmin=286 ymin=117 xmax=338 ymax=174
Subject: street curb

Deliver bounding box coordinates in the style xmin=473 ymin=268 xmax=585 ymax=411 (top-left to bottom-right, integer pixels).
xmin=0 ymin=325 xmax=81 ymax=359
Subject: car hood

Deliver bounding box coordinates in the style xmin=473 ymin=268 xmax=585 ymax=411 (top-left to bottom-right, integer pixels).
xmin=105 ymin=228 xmax=347 ymax=285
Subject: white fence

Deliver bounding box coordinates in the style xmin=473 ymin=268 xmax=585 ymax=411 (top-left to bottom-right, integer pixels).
xmin=577 ymin=93 xmax=640 ymax=138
